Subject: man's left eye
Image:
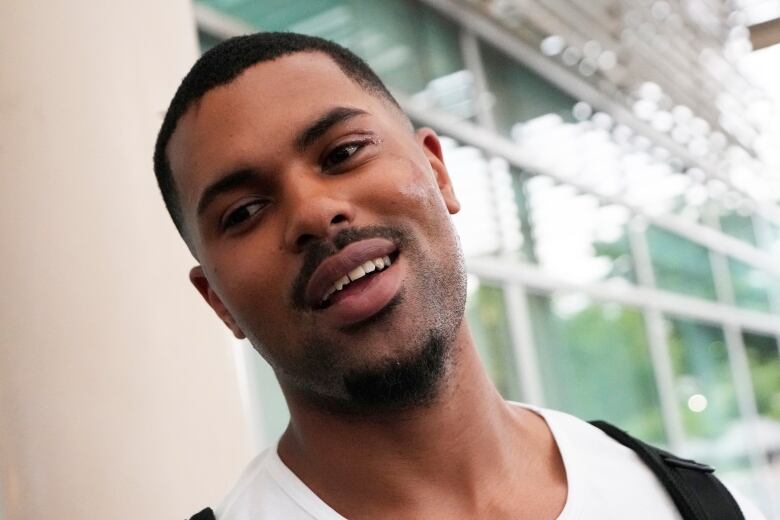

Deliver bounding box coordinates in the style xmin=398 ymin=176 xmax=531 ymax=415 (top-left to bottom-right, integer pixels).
xmin=322 ymin=142 xmax=364 ymax=169
xmin=222 ymin=200 xmax=267 ymax=230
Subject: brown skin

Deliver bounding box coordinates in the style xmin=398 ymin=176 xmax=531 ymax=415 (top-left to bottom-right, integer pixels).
xmin=167 ymin=52 xmax=566 ymax=519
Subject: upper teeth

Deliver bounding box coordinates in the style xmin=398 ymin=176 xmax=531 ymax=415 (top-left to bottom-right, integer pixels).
xmin=322 ymin=255 xmax=392 ymax=303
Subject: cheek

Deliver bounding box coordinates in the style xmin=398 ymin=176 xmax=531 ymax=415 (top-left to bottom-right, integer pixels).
xmin=374 ymin=154 xmax=447 ymax=214
xmin=209 ymin=247 xmax=288 ymax=319
xmin=221 ymin=256 xmax=301 ymax=353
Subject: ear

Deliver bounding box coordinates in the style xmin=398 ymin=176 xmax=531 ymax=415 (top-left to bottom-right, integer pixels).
xmin=416 ymin=127 xmax=460 ymax=215
xmin=189 ymin=266 xmax=246 ymax=339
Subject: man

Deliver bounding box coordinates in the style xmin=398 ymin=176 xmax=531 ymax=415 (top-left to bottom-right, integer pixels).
xmin=154 ymin=33 xmax=765 ymax=519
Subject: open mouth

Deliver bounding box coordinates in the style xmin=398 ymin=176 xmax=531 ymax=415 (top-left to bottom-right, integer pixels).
xmin=316 ymin=250 xmax=400 ymax=310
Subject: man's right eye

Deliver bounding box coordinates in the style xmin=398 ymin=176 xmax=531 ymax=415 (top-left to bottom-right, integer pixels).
xmin=222 ymin=201 xmax=267 ymax=230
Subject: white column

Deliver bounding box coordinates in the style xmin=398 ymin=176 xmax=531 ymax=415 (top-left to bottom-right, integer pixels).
xmin=628 ymin=219 xmax=685 ymax=451
xmin=0 ymin=2 xmax=251 ymax=519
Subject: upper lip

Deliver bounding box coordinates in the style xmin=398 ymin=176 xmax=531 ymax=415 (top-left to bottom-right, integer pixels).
xmin=304 ymin=238 xmax=397 ymax=308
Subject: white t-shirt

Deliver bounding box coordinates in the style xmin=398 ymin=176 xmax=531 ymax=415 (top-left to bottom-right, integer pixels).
xmin=215 ymin=404 xmax=767 ymax=519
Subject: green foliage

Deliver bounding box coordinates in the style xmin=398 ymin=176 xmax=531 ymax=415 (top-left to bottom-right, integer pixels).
xmin=592 ymin=233 xmax=636 ymax=283
xmin=646 ymin=226 xmax=717 ymax=300
xmin=719 ymin=213 xmax=757 ymax=246
xmin=666 ymin=319 xmax=739 ymax=440
xmin=528 ymin=294 xmax=666 ymax=444
xmin=467 ymin=284 xmax=521 ymax=401
xmin=744 ymin=333 xmax=780 ymax=420
xmin=728 ymin=259 xmax=774 ymax=313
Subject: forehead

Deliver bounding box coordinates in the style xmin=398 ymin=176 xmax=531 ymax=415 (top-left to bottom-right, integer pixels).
xmin=167 ymin=52 xmax=397 ymax=212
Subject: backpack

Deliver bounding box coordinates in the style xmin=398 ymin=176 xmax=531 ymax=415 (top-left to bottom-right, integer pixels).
xmin=187 ymin=420 xmax=745 ymax=520
xmin=188 ymin=509 xmax=216 ymax=520
xmin=590 ymin=420 xmax=744 ymax=520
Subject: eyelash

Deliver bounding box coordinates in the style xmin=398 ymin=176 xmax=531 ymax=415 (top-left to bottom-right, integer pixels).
xmin=222 ymin=200 xmax=267 ymax=231
xmin=322 ymin=137 xmax=375 ymax=170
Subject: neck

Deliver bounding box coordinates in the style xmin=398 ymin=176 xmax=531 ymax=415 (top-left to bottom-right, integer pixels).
xmin=276 ymin=324 xmax=566 ymax=518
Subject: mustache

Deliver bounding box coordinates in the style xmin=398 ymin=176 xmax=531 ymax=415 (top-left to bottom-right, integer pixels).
xmin=290 ymin=225 xmax=408 ymax=310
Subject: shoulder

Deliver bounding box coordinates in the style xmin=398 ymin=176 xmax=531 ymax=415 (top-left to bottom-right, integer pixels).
xmin=212 ymin=444 xmax=344 ymax=520
xmin=529 ymin=405 xmax=653 ymax=475
xmin=548 ymin=408 xmax=668 ymax=474
xmin=213 ymin=447 xmax=293 ymax=520
xmin=520 ymin=404 xmax=767 ymax=520
xmin=728 ymin=487 xmax=770 ymax=520
xmin=513 ymin=404 xmax=681 ymax=518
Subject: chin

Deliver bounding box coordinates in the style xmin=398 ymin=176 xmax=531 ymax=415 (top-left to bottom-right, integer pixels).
xmin=281 ymin=321 xmax=453 ymax=416
xmin=341 ymin=328 xmax=448 ymax=412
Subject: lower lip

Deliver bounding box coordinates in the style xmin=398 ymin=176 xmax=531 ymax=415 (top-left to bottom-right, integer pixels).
xmin=319 ymin=259 xmax=402 ymax=327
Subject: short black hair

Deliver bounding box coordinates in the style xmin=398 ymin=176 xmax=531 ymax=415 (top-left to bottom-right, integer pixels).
xmin=153 ymin=32 xmax=404 ymax=247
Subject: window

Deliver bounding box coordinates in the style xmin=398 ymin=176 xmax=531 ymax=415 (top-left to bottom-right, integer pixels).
xmin=666 ymin=319 xmax=744 ymax=469
xmin=647 ymin=226 xmax=717 ymax=300
xmin=729 ymin=259 xmax=776 ymax=312
xmin=529 ymin=294 xmax=664 ymax=443
xmin=467 ymin=282 xmax=522 ymax=400
xmin=480 ymin=41 xmax=577 ymax=137
xmin=743 ymin=332 xmax=780 ymax=421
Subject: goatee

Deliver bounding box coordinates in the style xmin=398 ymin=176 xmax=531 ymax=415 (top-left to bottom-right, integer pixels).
xmin=342 ymin=330 xmax=447 ymax=412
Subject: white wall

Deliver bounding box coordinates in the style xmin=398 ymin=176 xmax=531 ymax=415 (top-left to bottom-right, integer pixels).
xmin=0 ymin=1 xmax=251 ymax=518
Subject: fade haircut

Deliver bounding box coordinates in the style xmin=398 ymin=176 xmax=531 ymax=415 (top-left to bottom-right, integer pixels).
xmin=153 ymin=32 xmax=406 ymax=247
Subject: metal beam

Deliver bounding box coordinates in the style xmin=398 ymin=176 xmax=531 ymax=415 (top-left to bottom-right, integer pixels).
xmin=750 ymin=17 xmax=780 ymax=50
xmin=628 ymin=222 xmax=686 ymax=452
xmin=504 ymin=284 xmax=546 ymax=406
xmin=400 ymin=95 xmax=780 ymax=279
xmin=416 ymin=0 xmax=780 ymax=227
xmin=466 ymin=256 xmax=780 ymax=336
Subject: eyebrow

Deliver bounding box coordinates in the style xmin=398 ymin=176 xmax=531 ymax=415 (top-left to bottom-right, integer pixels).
xmin=296 ymin=106 xmax=368 ymax=151
xmin=196 ymin=169 xmax=257 ymax=218
xmin=195 ymin=106 xmax=369 ymax=219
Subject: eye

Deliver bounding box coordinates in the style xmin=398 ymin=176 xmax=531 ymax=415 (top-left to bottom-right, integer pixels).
xmin=322 ymin=140 xmax=367 ymax=170
xmin=222 ymin=200 xmax=267 ymax=230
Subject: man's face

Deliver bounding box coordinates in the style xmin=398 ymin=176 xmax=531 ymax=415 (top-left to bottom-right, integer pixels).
xmin=167 ymin=52 xmax=466 ymax=410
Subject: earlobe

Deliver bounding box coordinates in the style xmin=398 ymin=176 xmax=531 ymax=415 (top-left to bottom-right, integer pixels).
xmin=189 ymin=266 xmax=246 ymax=339
xmin=415 ymin=128 xmax=461 ymax=215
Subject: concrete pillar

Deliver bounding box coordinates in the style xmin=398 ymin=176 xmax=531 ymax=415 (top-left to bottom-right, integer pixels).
xmin=0 ymin=2 xmax=251 ymax=519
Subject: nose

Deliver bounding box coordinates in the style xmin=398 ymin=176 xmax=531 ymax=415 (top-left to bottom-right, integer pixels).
xmin=283 ymin=176 xmax=355 ymax=252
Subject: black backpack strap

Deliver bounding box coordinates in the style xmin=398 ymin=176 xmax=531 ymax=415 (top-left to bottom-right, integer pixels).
xmin=590 ymin=420 xmax=744 ymax=520
xmin=188 ymin=507 xmax=216 ymax=520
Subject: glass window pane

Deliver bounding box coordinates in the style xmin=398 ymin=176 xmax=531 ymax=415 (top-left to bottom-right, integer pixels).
xmin=510 ymin=168 xmax=537 ymax=263
xmin=466 ymin=281 xmax=521 ymax=401
xmin=197 ymin=28 xmax=223 ymax=53
xmin=524 ymin=177 xmax=635 ymax=283
xmin=480 ymin=41 xmax=577 ymax=137
xmin=339 ymin=0 xmax=468 ymax=112
xmin=720 ymin=213 xmax=757 ymax=246
xmin=197 ymin=0 xmax=473 ymax=118
xmin=239 ymin=342 xmax=289 ymax=445
xmin=767 ymin=221 xmax=780 ymax=255
xmin=729 ymin=259 xmax=777 ymax=313
xmin=743 ymin=332 xmax=780 ymax=420
xmin=755 ymin=216 xmax=780 ymax=256
xmin=443 ymin=138 xmax=509 ymax=257
xmin=528 ymin=293 xmax=665 ymax=443
xmin=665 ymin=318 xmax=745 ymax=469
xmin=200 ymin=0 xmax=343 ymax=33
xmin=646 ymin=226 xmax=718 ymax=300
xmin=667 ymin=319 xmax=736 ymax=439
xmin=743 ymin=332 xmax=780 ymax=505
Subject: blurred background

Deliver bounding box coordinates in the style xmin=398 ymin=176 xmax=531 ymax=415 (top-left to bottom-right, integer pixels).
xmin=1 ymin=0 xmax=779 ymax=518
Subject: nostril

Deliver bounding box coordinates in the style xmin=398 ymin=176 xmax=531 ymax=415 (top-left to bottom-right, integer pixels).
xmin=292 ymin=212 xmax=350 ymax=250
